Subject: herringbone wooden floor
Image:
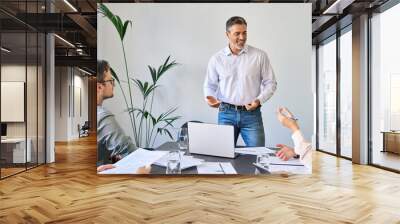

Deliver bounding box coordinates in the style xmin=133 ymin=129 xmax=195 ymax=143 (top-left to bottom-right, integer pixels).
xmin=1 ymin=135 xmax=400 ymax=224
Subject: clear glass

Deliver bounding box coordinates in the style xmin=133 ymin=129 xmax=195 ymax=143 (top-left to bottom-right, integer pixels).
xmin=340 ymin=29 xmax=352 ymax=158
xmin=177 ymin=128 xmax=188 ymax=150
xmin=166 ymin=150 xmax=181 ymax=174
xmin=371 ymin=4 xmax=400 ymax=171
xmin=256 ymin=152 xmax=270 ymax=168
xmin=318 ymin=37 xmax=337 ymax=154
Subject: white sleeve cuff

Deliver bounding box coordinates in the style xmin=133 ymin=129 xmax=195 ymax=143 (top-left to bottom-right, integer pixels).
xmin=291 ymin=130 xmax=304 ymax=148
xmin=204 ymin=89 xmax=217 ymax=99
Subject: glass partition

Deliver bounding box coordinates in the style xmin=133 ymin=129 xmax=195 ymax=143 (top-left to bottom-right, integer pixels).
xmin=0 ymin=1 xmax=46 ymax=179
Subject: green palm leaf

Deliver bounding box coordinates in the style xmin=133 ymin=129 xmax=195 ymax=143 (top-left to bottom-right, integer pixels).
xmin=110 ymin=67 xmax=120 ymax=84
xmin=148 ymin=56 xmax=179 ymax=84
xmin=157 ymin=128 xmax=174 ymax=140
xmin=98 ymin=3 xmax=132 ymax=41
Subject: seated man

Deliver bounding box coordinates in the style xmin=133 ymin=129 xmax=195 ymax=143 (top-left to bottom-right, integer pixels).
xmin=97 ymin=60 xmax=150 ymax=174
xmin=275 ymin=107 xmax=312 ymax=170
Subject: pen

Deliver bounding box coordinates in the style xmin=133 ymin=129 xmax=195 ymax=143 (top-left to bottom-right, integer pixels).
xmin=219 ymin=163 xmax=225 ymax=174
xmin=269 ymin=163 xmax=304 ymax=167
xmin=252 ymin=163 xmax=269 ymax=172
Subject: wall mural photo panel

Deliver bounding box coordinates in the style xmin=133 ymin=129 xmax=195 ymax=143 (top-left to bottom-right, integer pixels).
xmin=96 ymin=3 xmax=313 ymax=175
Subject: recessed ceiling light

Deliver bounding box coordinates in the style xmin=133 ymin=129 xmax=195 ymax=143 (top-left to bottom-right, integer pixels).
xmin=1 ymin=47 xmax=11 ymax=53
xmin=322 ymin=0 xmax=354 ymax=15
xmin=78 ymin=67 xmax=92 ymax=76
xmin=54 ymin=34 xmax=75 ymax=48
xmin=63 ymin=0 xmax=78 ymax=12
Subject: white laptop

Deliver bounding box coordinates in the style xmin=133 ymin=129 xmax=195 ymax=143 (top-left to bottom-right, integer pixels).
xmin=188 ymin=122 xmax=237 ymax=158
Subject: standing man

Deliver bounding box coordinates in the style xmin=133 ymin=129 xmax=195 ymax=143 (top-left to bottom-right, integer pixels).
xmin=204 ymin=16 xmax=277 ymax=147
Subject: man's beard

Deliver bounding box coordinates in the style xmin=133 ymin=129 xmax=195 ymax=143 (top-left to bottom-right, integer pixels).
xmin=103 ymin=93 xmax=114 ymax=100
xmin=236 ymin=41 xmax=246 ymax=49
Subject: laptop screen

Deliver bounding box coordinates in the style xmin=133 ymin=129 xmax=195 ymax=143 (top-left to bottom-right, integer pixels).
xmin=1 ymin=123 xmax=7 ymax=137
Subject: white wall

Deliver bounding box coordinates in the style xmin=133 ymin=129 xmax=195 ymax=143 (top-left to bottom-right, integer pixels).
xmin=1 ymin=65 xmax=32 ymax=137
xmin=54 ymin=67 xmax=89 ymax=141
xmin=98 ymin=3 xmax=312 ymax=148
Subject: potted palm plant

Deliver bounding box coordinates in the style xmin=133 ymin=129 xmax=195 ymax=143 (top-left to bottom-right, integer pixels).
xmin=99 ymin=3 xmax=181 ymax=148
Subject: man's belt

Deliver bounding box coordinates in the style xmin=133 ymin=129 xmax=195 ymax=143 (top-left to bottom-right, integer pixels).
xmin=221 ymin=102 xmax=247 ymax=111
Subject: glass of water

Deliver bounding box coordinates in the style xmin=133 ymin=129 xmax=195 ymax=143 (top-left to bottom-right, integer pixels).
xmin=166 ymin=150 xmax=181 ymax=174
xmin=256 ymin=152 xmax=270 ymax=170
xmin=177 ymin=127 xmax=188 ymax=150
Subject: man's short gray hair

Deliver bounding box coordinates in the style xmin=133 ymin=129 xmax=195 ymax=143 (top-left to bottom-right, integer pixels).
xmin=226 ymin=16 xmax=247 ymax=32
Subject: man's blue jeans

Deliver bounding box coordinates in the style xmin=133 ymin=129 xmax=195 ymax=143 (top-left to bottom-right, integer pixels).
xmin=218 ymin=103 xmax=265 ymax=147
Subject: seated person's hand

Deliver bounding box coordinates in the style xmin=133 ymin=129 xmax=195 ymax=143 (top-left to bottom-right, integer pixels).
xmin=276 ymin=144 xmax=296 ymax=161
xmin=97 ymin=164 xmax=115 ymax=172
xmin=276 ymin=107 xmax=299 ymax=133
xmin=206 ymin=96 xmax=221 ymax=108
xmin=245 ymin=99 xmax=260 ymax=111
xmin=136 ymin=165 xmax=151 ymax=174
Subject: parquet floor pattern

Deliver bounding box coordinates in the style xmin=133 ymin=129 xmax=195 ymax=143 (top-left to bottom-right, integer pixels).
xmin=1 ymin=135 xmax=400 ymax=223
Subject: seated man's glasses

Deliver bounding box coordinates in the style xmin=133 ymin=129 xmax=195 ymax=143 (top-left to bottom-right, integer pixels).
xmin=101 ymin=78 xmax=115 ymax=86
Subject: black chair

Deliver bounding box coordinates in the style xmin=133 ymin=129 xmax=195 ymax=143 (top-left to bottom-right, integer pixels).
xmin=181 ymin=120 xmax=203 ymax=129
xmin=179 ymin=121 xmax=203 ymax=144
xmin=78 ymin=121 xmax=90 ymax=138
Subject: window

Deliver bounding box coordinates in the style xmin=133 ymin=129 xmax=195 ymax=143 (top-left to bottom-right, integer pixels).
xmin=339 ymin=28 xmax=352 ymax=158
xmin=318 ymin=37 xmax=337 ymax=154
xmin=371 ymin=2 xmax=400 ymax=171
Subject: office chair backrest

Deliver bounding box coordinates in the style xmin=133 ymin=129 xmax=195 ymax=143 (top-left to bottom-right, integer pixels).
xmin=181 ymin=120 xmax=203 ymax=129
xmin=82 ymin=121 xmax=90 ymax=129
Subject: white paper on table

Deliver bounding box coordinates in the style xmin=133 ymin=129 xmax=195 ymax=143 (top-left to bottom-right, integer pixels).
xmin=268 ymin=164 xmax=311 ymax=174
xmin=234 ymin=147 xmax=275 ymax=155
xmin=197 ymin=162 xmax=224 ymax=174
xmin=197 ymin=162 xmax=237 ymax=174
xmin=219 ymin=162 xmax=237 ymax=174
xmin=99 ymin=148 xmax=168 ymax=174
xmin=268 ymin=156 xmax=304 ymax=166
xmin=154 ymin=152 xmax=204 ymax=170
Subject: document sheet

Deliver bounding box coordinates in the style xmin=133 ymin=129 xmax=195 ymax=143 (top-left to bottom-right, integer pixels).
xmin=197 ymin=162 xmax=237 ymax=174
xmin=99 ymin=148 xmax=168 ymax=174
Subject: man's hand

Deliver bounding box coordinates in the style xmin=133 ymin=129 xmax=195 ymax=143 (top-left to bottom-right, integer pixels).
xmin=277 ymin=107 xmax=299 ymax=133
xmin=136 ymin=165 xmax=151 ymax=174
xmin=206 ymin=96 xmax=221 ymax=108
xmin=97 ymin=164 xmax=115 ymax=172
xmin=245 ymin=99 xmax=260 ymax=111
xmin=276 ymin=144 xmax=296 ymax=161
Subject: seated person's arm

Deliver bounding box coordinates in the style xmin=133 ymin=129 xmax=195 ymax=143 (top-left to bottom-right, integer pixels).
xmin=98 ymin=113 xmax=137 ymax=163
xmin=275 ymin=107 xmax=313 ymax=169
